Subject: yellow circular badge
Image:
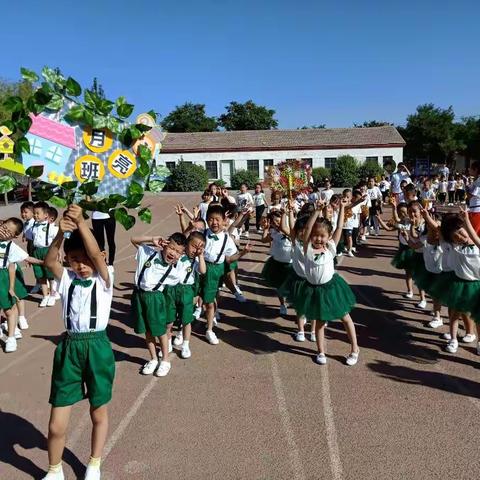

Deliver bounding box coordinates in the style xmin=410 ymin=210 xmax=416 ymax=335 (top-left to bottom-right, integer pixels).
xmin=74 ymin=155 xmax=105 ymax=182
xmin=83 ymin=127 xmax=113 ymax=153
xmin=107 ymin=150 xmax=136 ymax=179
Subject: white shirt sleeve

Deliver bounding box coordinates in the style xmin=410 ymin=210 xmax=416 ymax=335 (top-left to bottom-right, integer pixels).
xmin=8 ymin=243 xmax=29 ymax=264
xmin=224 ymin=236 xmax=238 ymax=258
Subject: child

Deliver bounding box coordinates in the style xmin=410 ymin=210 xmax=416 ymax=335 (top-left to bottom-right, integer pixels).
xmin=342 ymin=189 xmax=362 ymax=257
xmin=0 ymin=218 xmax=41 ymax=352
xmin=455 ymin=174 xmax=466 ymax=204
xmin=467 ymin=161 xmax=480 ymax=234
xmin=253 ymin=183 xmax=267 ymax=232
xmin=261 ymin=209 xmax=293 ymax=315
xmin=366 ymin=177 xmax=382 ymax=235
xmin=198 ymin=190 xmax=212 ymax=222
xmin=20 ymin=201 xmax=35 ymax=254
xmin=236 ymin=183 xmax=253 ymax=238
xmin=269 ymin=191 xmax=283 ymax=212
xmin=42 ymin=205 xmax=115 ymax=480
xmin=419 ymin=178 xmax=436 ymax=212
xmin=379 ymin=175 xmax=390 ymax=203
xmin=294 ymin=199 xmax=359 ymax=365
xmin=131 ymin=232 xmax=187 ymax=376
xmin=201 ymin=205 xmax=249 ymax=344
xmin=447 ymin=174 xmax=456 ymax=206
xmin=320 ymin=179 xmax=334 ymax=204
xmin=48 ymin=207 xmax=60 ymax=302
xmin=437 ymin=175 xmax=448 ymax=205
xmin=31 ymin=201 xmax=59 ymax=307
xmin=167 ymin=231 xmax=207 ymax=359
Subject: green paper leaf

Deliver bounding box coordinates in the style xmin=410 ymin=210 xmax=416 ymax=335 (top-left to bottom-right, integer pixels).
xmin=106 ymin=194 xmax=126 ymax=208
xmin=64 ymin=105 xmax=85 ymax=122
xmin=79 ymin=180 xmax=99 ymax=196
xmin=20 ymin=68 xmax=39 ymax=83
xmin=98 ymin=99 xmax=114 ymax=115
xmin=92 ymin=114 xmax=107 ymax=129
xmin=36 ymin=187 xmax=55 ymax=201
xmin=46 ymin=93 xmax=64 ymax=111
xmin=137 ymin=144 xmax=152 ymax=162
xmin=147 ymin=180 xmax=166 ymax=193
xmin=106 ymin=116 xmax=122 ymax=134
xmin=129 ymin=126 xmax=142 ymax=140
xmin=41 ymin=66 xmax=56 ymax=83
xmin=66 ymin=77 xmax=82 ymax=96
xmin=135 ymin=158 xmax=151 ymax=178
xmin=134 ymin=123 xmax=152 ymax=133
xmin=16 ymin=116 xmax=32 ymax=133
xmin=17 ymin=137 xmax=31 ymax=154
xmin=147 ymin=110 xmax=157 ymax=122
xmin=34 ymin=89 xmax=53 ymax=106
xmin=117 ymin=103 xmax=134 ymax=118
xmin=0 ymin=175 xmax=17 ymax=194
xmin=96 ymin=198 xmax=111 ymax=213
xmin=49 ymin=195 xmax=68 ymax=208
xmin=83 ymin=109 xmax=94 ymax=126
xmin=26 ymin=97 xmax=42 ymax=115
xmin=84 ymin=90 xmax=98 ymax=109
xmin=61 ymin=181 xmax=78 ymax=190
xmin=138 ymin=207 xmax=152 ymax=224
xmin=119 ymin=128 xmax=133 ymax=147
xmin=114 ymin=207 xmax=135 ymax=230
xmin=25 ymin=165 xmax=44 ymax=178
xmin=3 ymin=96 xmax=24 ymax=112
xmin=77 ymin=199 xmax=98 ymax=212
xmin=2 ymin=120 xmax=15 ymax=132
xmin=128 ymin=181 xmax=143 ymax=196
xmin=124 ymin=193 xmax=144 ymax=209
xmin=115 ymin=96 xmax=126 ymax=107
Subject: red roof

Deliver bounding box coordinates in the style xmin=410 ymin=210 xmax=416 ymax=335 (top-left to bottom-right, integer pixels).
xmin=28 ymin=114 xmax=76 ymax=150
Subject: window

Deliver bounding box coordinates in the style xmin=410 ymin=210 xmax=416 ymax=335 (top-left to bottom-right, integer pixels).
xmin=365 ymin=156 xmax=378 ymax=164
xmin=303 ymin=158 xmax=313 ymax=167
xmin=325 ymin=157 xmax=337 ymax=169
xmin=45 ymin=146 xmax=63 ymax=164
xmin=247 ymin=160 xmax=259 ymax=175
xmin=166 ymin=161 xmax=176 ymax=171
xmin=30 ymin=137 xmax=42 ymax=156
xmin=383 ymin=156 xmax=393 ymax=164
xmin=205 ymin=161 xmax=218 ymax=179
xmin=263 ymin=159 xmax=273 ymax=168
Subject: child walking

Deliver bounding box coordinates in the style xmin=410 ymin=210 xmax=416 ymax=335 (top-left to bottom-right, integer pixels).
xmin=253 ymin=183 xmax=268 ymax=232
xmin=42 ymin=205 xmax=115 ymax=480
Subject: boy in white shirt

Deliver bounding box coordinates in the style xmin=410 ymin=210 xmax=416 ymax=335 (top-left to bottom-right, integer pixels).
xmin=419 ymin=178 xmax=436 ymax=211
xmin=236 ymin=183 xmax=254 ymax=238
xmin=366 ymin=177 xmax=382 ymax=235
xmin=437 ymin=175 xmax=448 ymax=205
xmin=43 ymin=205 xmax=115 ymax=480
xmin=390 ymin=163 xmax=411 ymax=201
xmin=342 ymin=190 xmax=362 ymax=257
xmin=320 ymin=179 xmax=335 ymax=204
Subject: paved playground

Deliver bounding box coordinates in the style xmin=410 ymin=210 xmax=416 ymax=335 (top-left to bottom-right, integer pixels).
xmin=2 ymin=193 xmax=480 ymax=480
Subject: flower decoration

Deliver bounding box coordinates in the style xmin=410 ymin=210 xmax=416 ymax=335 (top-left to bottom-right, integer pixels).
xmin=265 ymin=159 xmax=312 ymax=198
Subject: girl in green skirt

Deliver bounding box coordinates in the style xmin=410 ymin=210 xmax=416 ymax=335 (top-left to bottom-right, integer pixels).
xmin=294 ymin=198 xmax=359 ymax=366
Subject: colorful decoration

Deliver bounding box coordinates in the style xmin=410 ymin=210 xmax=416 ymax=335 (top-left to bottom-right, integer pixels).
xmin=74 ymin=155 xmax=105 ymax=182
xmin=82 ymin=126 xmax=114 ymax=153
xmin=107 ymin=150 xmax=136 ymax=179
xmin=0 ymin=126 xmax=14 ymax=154
xmin=265 ymin=159 xmax=312 ymax=199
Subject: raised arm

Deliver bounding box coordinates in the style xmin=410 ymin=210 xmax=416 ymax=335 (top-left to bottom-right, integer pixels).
xmin=45 ymin=216 xmax=77 ymax=280
xmin=375 ymin=215 xmax=396 ymax=231
xmin=461 ymin=207 xmax=480 ymax=249
xmin=332 ymin=200 xmax=347 ymax=246
xmin=226 ymin=242 xmax=251 ymax=264
xmin=197 ymin=250 xmax=207 ymax=275
xmin=303 ymin=210 xmax=321 ymax=254
xmin=175 ymin=204 xmax=189 ymax=233
xmin=279 ymin=208 xmax=291 ymax=236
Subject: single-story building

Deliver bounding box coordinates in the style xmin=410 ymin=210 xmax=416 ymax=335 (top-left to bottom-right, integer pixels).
xmin=158 ymin=126 xmax=406 ymax=186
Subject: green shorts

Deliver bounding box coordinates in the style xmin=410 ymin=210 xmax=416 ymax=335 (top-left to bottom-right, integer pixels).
xmin=32 ymin=246 xmax=54 ymax=280
xmin=165 ymin=284 xmax=196 ymax=325
xmin=49 ymin=330 xmax=115 ymax=408
xmin=0 ymin=268 xmax=28 ymax=310
xmin=201 ymin=262 xmax=225 ymax=304
xmin=132 ymin=288 xmax=168 ymax=337
xmin=224 ymin=260 xmax=238 ymax=274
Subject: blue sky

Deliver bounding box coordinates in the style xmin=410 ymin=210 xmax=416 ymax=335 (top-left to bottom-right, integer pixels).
xmin=2 ymin=0 xmax=479 ymax=128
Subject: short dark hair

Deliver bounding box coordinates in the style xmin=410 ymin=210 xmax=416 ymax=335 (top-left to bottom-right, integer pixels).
xmin=405 ymin=184 xmax=416 ymax=193
xmin=48 ymin=207 xmax=58 ymax=221
xmin=64 ymin=229 xmax=90 ymax=254
xmin=168 ymin=232 xmax=187 ymax=246
xmin=34 ymin=201 xmax=50 ymax=213
xmin=5 ymin=217 xmax=23 ymax=235
xmin=352 ymin=189 xmax=362 ymax=197
xmin=396 ymin=202 xmax=408 ymax=213
xmin=21 ymin=201 xmax=34 ymax=211
xmin=342 ymin=189 xmax=351 ymax=196
xmin=314 ymin=217 xmax=333 ymax=234
xmin=188 ymin=230 xmax=206 ymax=244
xmin=240 ymin=182 xmax=248 ymax=188
xmin=440 ymin=213 xmax=464 ymax=244
xmin=294 ymin=215 xmax=309 ymax=231
xmin=206 ymin=205 xmax=225 ymax=219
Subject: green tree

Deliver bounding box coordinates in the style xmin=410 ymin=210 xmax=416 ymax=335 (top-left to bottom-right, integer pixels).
xmin=456 ymin=116 xmax=480 ymax=163
xmin=401 ymin=104 xmax=463 ymax=164
xmin=311 ymin=167 xmax=331 ymax=184
xmin=161 ymin=103 xmax=217 ymax=133
xmin=0 ymin=79 xmax=34 ymax=125
xmin=331 ymin=155 xmax=359 ymax=187
xmin=358 ymin=159 xmax=385 ymax=181
xmin=299 ymin=124 xmax=326 ymax=129
xmin=169 ymin=161 xmax=209 ymax=191
xmin=353 ymin=120 xmax=393 ymax=128
xmin=219 ymin=100 xmax=278 ymax=131
xmin=91 ymin=77 xmax=105 ymax=99
xmin=230 ymin=169 xmax=259 ymax=190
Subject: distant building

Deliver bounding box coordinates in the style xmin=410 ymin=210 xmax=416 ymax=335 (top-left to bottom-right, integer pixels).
xmin=158 ymin=126 xmax=405 ymax=186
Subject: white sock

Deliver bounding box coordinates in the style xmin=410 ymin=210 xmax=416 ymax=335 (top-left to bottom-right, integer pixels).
xmin=18 ymin=315 xmax=27 ymax=322
xmin=234 ymin=285 xmax=242 ymax=294
xmin=183 ymin=340 xmax=189 ymax=347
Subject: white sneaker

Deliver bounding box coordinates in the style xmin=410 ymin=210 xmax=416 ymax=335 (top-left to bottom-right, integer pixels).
xmin=446 ymin=339 xmax=458 ymax=353
xmin=351 ymin=247 xmax=357 ymax=253
xmin=442 ymin=332 xmax=452 ymax=340
xmin=141 ymin=359 xmax=158 ymax=375
xmin=428 ymin=318 xmax=443 ymax=328
xmin=52 ymin=291 xmax=61 ymax=300
xmin=181 ymin=343 xmax=191 ymax=359
xmin=417 ymin=300 xmax=427 ymax=309
xmin=47 ymin=296 xmax=56 ymax=307
xmin=295 ymin=331 xmax=305 ymax=342
xmin=403 ymin=291 xmax=413 ymax=299
xmin=347 ymin=250 xmax=355 ymax=257
xmin=346 ymin=351 xmax=360 ymax=366
xmin=234 ymin=292 xmax=247 ymax=303
xmin=310 ymin=332 xmax=317 ymax=342
xmin=337 ymin=252 xmax=343 ymax=257
xmin=193 ymin=306 xmax=202 ymax=320
xmin=42 ymin=469 xmax=65 ymax=480
xmin=315 ymin=353 xmax=327 ymax=365
xmin=30 ymin=283 xmax=41 ymax=294
xmin=5 ymin=336 xmax=17 ymax=353
xmin=360 ymin=235 xmax=367 ymax=242
xmin=84 ymin=465 xmax=101 ymax=480
xmin=279 ymin=304 xmax=288 ymax=315
xmin=18 ymin=316 xmax=29 ymax=329
xmin=206 ymin=330 xmax=219 ymax=345
xmin=14 ymin=327 xmax=22 ymax=339
xmin=243 ymin=231 xmax=249 ymax=239
xmin=462 ymin=334 xmax=477 ymax=343
xmin=155 ymin=361 xmax=171 ymax=377
xmin=173 ymin=331 xmax=183 ymax=347
xmin=39 ymin=296 xmax=49 ymax=308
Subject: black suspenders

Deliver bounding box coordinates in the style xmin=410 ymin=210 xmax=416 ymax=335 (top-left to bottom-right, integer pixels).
xmin=137 ymin=252 xmax=157 ymax=288
xmin=2 ymin=242 xmax=11 ymax=269
xmin=183 ymin=260 xmax=194 ymax=284
xmin=45 ymin=223 xmax=50 ymax=247
xmin=214 ymin=234 xmax=228 ymax=264
xmin=153 ymin=265 xmax=173 ymax=291
xmin=66 ymin=282 xmax=97 ymax=331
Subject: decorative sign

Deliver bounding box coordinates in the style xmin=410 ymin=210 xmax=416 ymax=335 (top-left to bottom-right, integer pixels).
xmin=74 ymin=155 xmax=105 ymax=182
xmin=0 ymin=126 xmax=14 ymax=154
xmin=265 ymin=159 xmax=312 ymax=198
xmin=83 ymin=126 xmax=114 ymax=153
xmin=107 ymin=150 xmax=136 ymax=179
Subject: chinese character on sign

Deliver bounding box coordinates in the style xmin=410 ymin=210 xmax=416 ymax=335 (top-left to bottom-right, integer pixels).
xmin=111 ymin=154 xmax=133 ymax=175
xmin=81 ymin=161 xmax=100 ymax=179
xmin=91 ymin=129 xmax=106 ymax=148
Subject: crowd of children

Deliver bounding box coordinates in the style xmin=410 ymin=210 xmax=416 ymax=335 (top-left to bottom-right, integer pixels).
xmin=1 ymin=161 xmax=480 ymax=479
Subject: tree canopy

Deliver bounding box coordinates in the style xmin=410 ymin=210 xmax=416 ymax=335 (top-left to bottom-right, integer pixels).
xmin=161 ymin=102 xmax=218 ymax=133
xmin=353 ymin=120 xmax=393 ymax=128
xmin=218 ymin=100 xmax=278 ymax=131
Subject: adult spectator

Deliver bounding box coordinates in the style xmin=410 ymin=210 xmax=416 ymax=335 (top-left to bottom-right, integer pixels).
xmin=91 ymin=210 xmax=116 ymax=265
xmin=437 ymin=163 xmax=450 ymax=179
xmin=320 ymin=179 xmax=334 ymax=204
xmin=390 ymin=163 xmax=411 ymax=201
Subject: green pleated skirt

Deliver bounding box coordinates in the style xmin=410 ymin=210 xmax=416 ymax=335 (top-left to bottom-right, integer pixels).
xmin=261 ymin=257 xmax=293 ymax=289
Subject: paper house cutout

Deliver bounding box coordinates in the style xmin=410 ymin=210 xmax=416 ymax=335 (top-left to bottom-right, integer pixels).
xmin=0 ymin=134 xmax=14 ymax=154
xmin=23 ymin=114 xmax=77 ymax=181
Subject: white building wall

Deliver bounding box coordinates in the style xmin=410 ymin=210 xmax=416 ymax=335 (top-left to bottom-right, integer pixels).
xmin=158 ymin=147 xmax=403 ymax=186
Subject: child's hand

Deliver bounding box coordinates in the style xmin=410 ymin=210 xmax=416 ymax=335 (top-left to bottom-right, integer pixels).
xmin=192 ymin=206 xmax=200 ymax=218
xmin=152 ymin=236 xmax=167 ymax=248
xmin=459 ymin=205 xmax=469 ymax=221
xmin=59 ymin=217 xmax=77 ymax=234
xmin=340 ymin=197 xmax=349 ymax=208
xmin=8 ymin=289 xmax=19 ymax=303
xmin=65 ymin=204 xmax=85 ymax=225
xmin=175 ymin=204 xmax=183 ymax=216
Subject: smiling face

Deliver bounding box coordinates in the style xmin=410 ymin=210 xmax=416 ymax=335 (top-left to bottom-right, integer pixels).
xmin=398 ymin=206 xmax=408 ymax=220
xmin=207 ymin=212 xmax=224 ymax=234
xmin=310 ymin=223 xmax=331 ymax=249
xmin=33 ymin=207 xmax=49 ymax=223
xmin=408 ymin=204 xmax=422 ymax=223
xmin=163 ymin=240 xmax=185 ymax=264
xmin=21 ymin=208 xmax=33 ymax=221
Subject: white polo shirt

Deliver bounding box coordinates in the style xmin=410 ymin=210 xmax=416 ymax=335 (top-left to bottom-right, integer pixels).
xmin=391 ymin=171 xmax=411 ymax=194
xmin=0 ymin=241 xmax=28 ymax=269
xmin=32 ymin=222 xmax=58 ymax=248
xmin=450 ymin=244 xmax=480 ymax=281
xmin=204 ymin=229 xmax=237 ymax=264
xmin=469 ymin=178 xmax=480 ymax=213
xmin=175 ymin=255 xmax=199 ymax=286
xmin=291 ymin=241 xmax=306 ymax=278
xmin=303 ymin=241 xmax=336 ymax=285
xmin=270 ymin=229 xmax=292 ymax=263
xmin=58 ymin=266 xmax=114 ymax=332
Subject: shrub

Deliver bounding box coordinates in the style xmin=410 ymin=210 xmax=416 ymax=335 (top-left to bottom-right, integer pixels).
xmin=231 ymin=169 xmax=259 ymax=190
xmin=331 ymin=155 xmax=359 ymax=187
xmin=215 ymin=179 xmax=226 ymax=188
xmin=312 ymin=167 xmax=331 ymax=185
xmin=168 ymin=161 xmax=209 ymax=192
xmin=358 ymin=160 xmax=385 ymax=182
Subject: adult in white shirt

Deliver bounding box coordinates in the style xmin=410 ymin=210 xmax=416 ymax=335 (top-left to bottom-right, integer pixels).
xmin=320 ymin=179 xmax=334 ymax=204
xmin=390 ymin=163 xmax=411 ymax=199
xmin=91 ymin=211 xmax=116 ymax=265
xmin=236 ymin=183 xmax=254 ymax=238
xmin=437 ymin=163 xmax=450 ymax=179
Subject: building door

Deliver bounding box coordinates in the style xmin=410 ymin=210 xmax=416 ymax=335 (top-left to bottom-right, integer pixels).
xmin=221 ymin=160 xmax=233 ymax=187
